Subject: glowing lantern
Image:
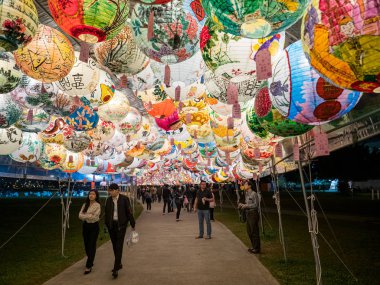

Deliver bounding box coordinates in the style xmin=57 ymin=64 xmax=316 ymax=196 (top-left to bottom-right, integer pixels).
xmin=202 ymin=0 xmax=310 ymax=38
xmin=48 ymin=0 xmax=130 ymax=43
xmin=60 ymin=151 xmax=84 ymax=173
xmin=302 ymin=0 xmax=380 ymax=93
xmin=269 ymin=41 xmax=362 ymax=125
xmin=37 ymin=143 xmax=67 ymax=170
xmin=39 ymin=117 xmax=73 ymax=145
xmin=10 ymin=132 xmax=42 ymax=162
xmin=83 ymin=140 xmax=107 ymax=158
xmin=105 ymin=130 xmax=126 ymax=148
xmin=63 ymin=130 xmax=91 ymax=153
xmin=0 ymin=0 xmax=39 ymax=52
xmin=155 ymin=111 xmax=183 ymax=132
xmin=14 ymin=25 xmax=75 ymax=83
xmin=146 ymin=98 xmax=177 ymax=119
xmin=0 ymin=52 xmax=22 ymax=93
xmin=87 ymin=118 xmax=115 ymax=142
xmin=116 ymin=107 xmax=142 ymax=135
xmin=131 ymin=0 xmax=202 ymax=64
xmin=94 ymin=25 xmax=149 ymax=75
xmin=0 ymin=126 xmax=23 ymax=155
xmin=81 ymin=69 xmax=115 ymax=107
xmin=78 ymin=157 xmax=101 ymax=175
xmin=66 ymin=105 xmax=99 ymax=131
xmin=130 ymin=116 xmax=152 ymax=142
xmin=97 ymin=90 xmax=131 ymax=123
xmin=246 ymin=100 xmax=271 ymax=139
xmin=127 ymin=63 xmax=160 ymax=92
xmin=55 ymin=52 xmax=99 ymax=97
xmin=15 ymin=108 xmax=50 ymax=133
xmin=0 ymin=92 xmax=22 ymax=128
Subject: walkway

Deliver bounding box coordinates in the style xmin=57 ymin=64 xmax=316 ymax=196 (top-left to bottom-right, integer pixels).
xmin=43 ymin=202 xmax=279 ymax=285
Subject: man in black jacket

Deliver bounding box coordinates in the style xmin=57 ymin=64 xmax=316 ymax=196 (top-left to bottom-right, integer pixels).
xmin=105 ymin=183 xmax=136 ymax=278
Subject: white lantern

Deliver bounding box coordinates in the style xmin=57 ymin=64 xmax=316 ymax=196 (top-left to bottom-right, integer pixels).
xmin=10 ymin=132 xmax=42 ymax=162
xmin=0 ymin=126 xmax=23 ymax=155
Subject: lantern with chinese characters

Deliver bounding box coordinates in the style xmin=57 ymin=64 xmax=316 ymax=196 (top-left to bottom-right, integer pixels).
xmin=0 ymin=52 xmax=22 ymax=94
xmin=15 ymin=108 xmax=50 ymax=132
xmin=55 ymin=52 xmax=99 ymax=97
xmin=66 ymin=105 xmax=99 ymax=131
xmin=0 ymin=0 xmax=39 ymax=52
xmin=87 ymin=118 xmax=115 ymax=142
xmin=37 ymin=143 xmax=67 ymax=170
xmin=97 ymin=90 xmax=131 ymax=123
xmin=10 ymin=132 xmax=42 ymax=162
xmin=131 ymin=0 xmax=202 ymax=64
xmin=202 ymin=0 xmax=310 ymax=38
xmin=14 ymin=25 xmax=75 ymax=83
xmin=0 ymin=92 xmax=22 ymax=128
xmin=302 ymin=0 xmax=380 ymax=93
xmin=94 ymin=25 xmax=149 ymax=75
xmin=63 ymin=130 xmax=91 ymax=153
xmin=269 ymin=41 xmax=362 ymax=125
xmin=60 ymin=151 xmax=84 ymax=173
xmin=48 ymin=0 xmax=130 ymax=43
xmin=116 ymin=107 xmax=142 ymax=135
xmin=0 ymin=126 xmax=23 ymax=155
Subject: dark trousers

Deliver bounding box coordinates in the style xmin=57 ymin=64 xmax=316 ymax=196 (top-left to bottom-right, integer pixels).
xmin=246 ymin=210 xmax=260 ymax=251
xmin=175 ymin=201 xmax=182 ymax=219
xmin=108 ymin=221 xmax=127 ymax=270
xmin=209 ymin=208 xmax=214 ymax=221
xmin=146 ymin=199 xmax=152 ymax=210
xmin=82 ymin=222 xmax=99 ymax=268
xmin=158 ymin=194 xmax=162 ymax=203
xmin=163 ymin=199 xmax=169 ymax=213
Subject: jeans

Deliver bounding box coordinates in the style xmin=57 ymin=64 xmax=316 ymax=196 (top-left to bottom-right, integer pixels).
xmin=197 ymin=209 xmax=211 ymax=237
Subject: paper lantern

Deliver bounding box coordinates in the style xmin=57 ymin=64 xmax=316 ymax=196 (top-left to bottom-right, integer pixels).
xmin=155 ymin=110 xmax=183 ymax=131
xmin=0 ymin=92 xmax=22 ymax=128
xmin=0 ymin=126 xmax=23 ymax=155
xmin=66 ymin=106 xmax=99 ymax=131
xmin=48 ymin=0 xmax=130 ymax=43
xmin=202 ymin=0 xmax=310 ymax=38
xmin=198 ymin=141 xmax=217 ymax=158
xmin=14 ymin=25 xmax=75 ymax=83
xmin=97 ymin=90 xmax=131 ymax=123
xmin=83 ymin=140 xmax=106 ymax=158
xmin=131 ymin=0 xmax=202 ymax=64
xmin=81 ymin=69 xmax=115 ymax=107
xmin=94 ymin=25 xmax=149 ymax=75
xmin=87 ymin=118 xmax=115 ymax=142
xmin=98 ymin=146 xmax=116 ymax=160
xmin=105 ymin=130 xmax=126 ymax=148
xmin=116 ymin=107 xmax=142 ymax=135
xmin=37 ymin=143 xmax=67 ymax=170
xmin=55 ymin=52 xmax=99 ymax=97
xmin=15 ymin=108 xmax=50 ymax=132
xmin=302 ymin=0 xmax=380 ymax=93
xmin=60 ymin=151 xmax=84 ymax=173
xmin=0 ymin=52 xmax=22 ymax=93
xmin=127 ymin=62 xmax=160 ymax=92
xmin=0 ymin=0 xmax=39 ymax=52
xmin=78 ymin=157 xmax=101 ymax=175
xmin=269 ymin=41 xmax=362 ymax=125
xmin=130 ymin=116 xmax=152 ymax=142
xmin=10 ymin=132 xmax=42 ymax=162
xmin=246 ymin=100 xmax=271 ymax=139
xmin=63 ymin=130 xmax=91 ymax=153
xmin=39 ymin=117 xmax=73 ymax=145
xmin=146 ymin=98 xmax=177 ymax=119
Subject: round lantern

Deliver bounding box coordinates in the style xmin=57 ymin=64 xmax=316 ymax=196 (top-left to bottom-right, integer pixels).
xmin=39 ymin=116 xmax=73 ymax=145
xmin=127 ymin=62 xmax=160 ymax=92
xmin=55 ymin=52 xmax=99 ymax=97
xmin=37 ymin=143 xmax=67 ymax=170
xmin=66 ymin=106 xmax=99 ymax=131
xmin=10 ymin=132 xmax=42 ymax=162
xmin=60 ymin=151 xmax=84 ymax=173
xmin=116 ymin=107 xmax=142 ymax=135
xmin=130 ymin=116 xmax=152 ymax=142
xmin=155 ymin=110 xmax=183 ymax=132
xmin=0 ymin=52 xmax=22 ymax=93
xmin=97 ymin=90 xmax=131 ymax=123
xmin=83 ymin=140 xmax=107 ymax=158
xmin=15 ymin=108 xmax=50 ymax=132
xmin=0 ymin=0 xmax=39 ymax=52
xmin=98 ymin=146 xmax=116 ymax=160
xmin=146 ymin=98 xmax=177 ymax=119
xmin=94 ymin=25 xmax=149 ymax=75
xmin=131 ymin=0 xmax=202 ymax=64
xmin=269 ymin=41 xmax=362 ymax=125
xmin=14 ymin=25 xmax=75 ymax=83
xmin=82 ymin=69 xmax=115 ymax=107
xmin=138 ymin=84 xmax=168 ymax=105
xmin=48 ymin=0 xmax=130 ymax=43
xmin=63 ymin=130 xmax=91 ymax=153
xmin=87 ymin=118 xmax=115 ymax=142
xmin=246 ymin=101 xmax=271 ymax=139
xmin=201 ymin=19 xmax=284 ymax=79
xmin=302 ymin=0 xmax=380 ymax=93
xmin=0 ymin=126 xmax=23 ymax=155
xmin=0 ymin=92 xmax=22 ymax=128
xmin=78 ymin=157 xmax=101 ymax=175
xmin=105 ymin=130 xmax=126 ymax=148
xmin=202 ymin=0 xmax=310 ymax=38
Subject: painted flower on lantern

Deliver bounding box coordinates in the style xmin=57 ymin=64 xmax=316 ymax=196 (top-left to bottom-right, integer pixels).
xmin=199 ymin=26 xmax=211 ymax=50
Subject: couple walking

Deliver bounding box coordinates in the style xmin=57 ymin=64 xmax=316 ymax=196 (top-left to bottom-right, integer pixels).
xmin=78 ymin=183 xmax=136 ymax=278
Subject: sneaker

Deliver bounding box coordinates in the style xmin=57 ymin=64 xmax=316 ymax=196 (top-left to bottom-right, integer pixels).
xmin=205 ymin=236 xmax=212 ymax=239
xmin=195 ymin=236 xmax=203 ymax=239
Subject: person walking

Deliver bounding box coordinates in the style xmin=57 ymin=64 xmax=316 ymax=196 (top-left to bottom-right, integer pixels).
xmin=173 ymin=186 xmax=183 ymax=221
xmin=194 ymin=180 xmax=214 ymax=239
xmin=238 ymin=180 xmax=261 ymax=254
xmin=162 ymin=184 xmax=171 ymax=215
xmin=105 ymin=183 xmax=136 ymax=278
xmin=79 ymin=190 xmax=101 ymax=274
xmin=145 ymin=190 xmax=152 ymax=212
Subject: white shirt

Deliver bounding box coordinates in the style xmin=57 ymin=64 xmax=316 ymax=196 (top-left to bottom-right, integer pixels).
xmin=79 ymin=202 xmax=101 ymax=223
xmin=113 ymin=194 xmax=119 ymax=221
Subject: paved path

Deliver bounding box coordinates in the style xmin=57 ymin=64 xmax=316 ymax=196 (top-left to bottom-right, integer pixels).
xmin=44 ymin=202 xmax=279 ymax=285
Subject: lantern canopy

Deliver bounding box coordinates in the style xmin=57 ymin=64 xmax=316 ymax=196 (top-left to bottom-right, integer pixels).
xmin=48 ymin=0 xmax=130 ymax=43
xmin=268 ymin=41 xmax=362 ymax=125
xmin=0 ymin=0 xmax=39 ymax=52
xmin=14 ymin=25 xmax=75 ymax=83
xmin=202 ymin=0 xmax=310 ymax=38
xmin=301 ymin=0 xmax=380 ymax=93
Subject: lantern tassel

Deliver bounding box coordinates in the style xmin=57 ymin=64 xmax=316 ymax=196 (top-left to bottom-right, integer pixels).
xmin=164 ymin=64 xmax=171 ymax=87
xmin=147 ymin=10 xmax=155 ymax=41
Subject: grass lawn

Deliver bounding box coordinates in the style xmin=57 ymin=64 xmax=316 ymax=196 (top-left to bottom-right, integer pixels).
xmin=0 ymin=197 xmax=143 ymax=285
xmin=216 ymin=192 xmax=380 ymax=285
